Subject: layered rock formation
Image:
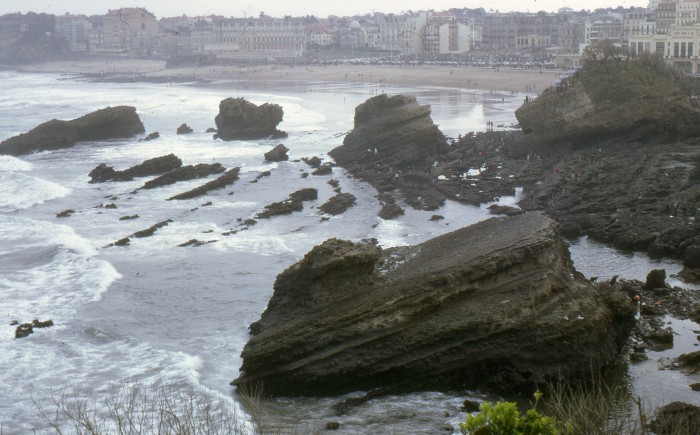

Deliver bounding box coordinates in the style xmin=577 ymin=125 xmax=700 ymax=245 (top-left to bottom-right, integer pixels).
xmin=329 ymin=94 xmax=447 ymax=168
xmin=234 ymin=212 xmax=634 ymax=396
xmin=214 ymin=98 xmax=287 ymax=141
xmin=140 ymin=163 xmax=225 ymax=189
xmin=89 ymin=154 xmax=182 ymax=183
xmin=168 ymin=168 xmax=240 ymax=200
xmin=0 ymin=106 xmax=145 ymax=156
xmin=515 ymin=62 xmax=700 ymax=148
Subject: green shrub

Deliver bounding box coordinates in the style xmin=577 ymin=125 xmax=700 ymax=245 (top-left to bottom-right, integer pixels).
xmin=459 ymin=391 xmax=572 ymax=435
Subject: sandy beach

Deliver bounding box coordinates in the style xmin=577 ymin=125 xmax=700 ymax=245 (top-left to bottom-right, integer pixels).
xmin=18 ymin=59 xmax=562 ymax=93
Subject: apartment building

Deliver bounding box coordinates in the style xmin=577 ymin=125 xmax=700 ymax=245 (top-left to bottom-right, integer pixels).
xmin=54 ymin=14 xmax=92 ymax=52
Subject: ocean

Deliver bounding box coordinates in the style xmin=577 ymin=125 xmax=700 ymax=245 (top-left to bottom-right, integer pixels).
xmin=0 ymin=70 xmax=697 ymax=433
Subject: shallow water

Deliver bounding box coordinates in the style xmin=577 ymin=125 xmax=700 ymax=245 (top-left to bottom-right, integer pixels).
xmin=0 ymin=71 xmax=696 ymax=433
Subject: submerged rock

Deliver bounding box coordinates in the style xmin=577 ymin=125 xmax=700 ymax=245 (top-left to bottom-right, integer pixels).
xmin=214 ymin=98 xmax=287 ymax=140
xmin=233 ymin=212 xmax=634 ymax=396
xmin=0 ymin=106 xmax=145 ymax=156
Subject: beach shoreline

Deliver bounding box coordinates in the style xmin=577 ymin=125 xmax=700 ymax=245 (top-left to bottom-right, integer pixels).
xmin=15 ymin=59 xmax=562 ymax=93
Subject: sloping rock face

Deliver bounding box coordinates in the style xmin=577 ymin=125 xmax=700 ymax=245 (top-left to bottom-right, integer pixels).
xmin=89 ymin=154 xmax=182 ymax=183
xmin=515 ymin=71 xmax=700 ymax=148
xmin=140 ymin=163 xmax=225 ymax=189
xmin=0 ymin=106 xmax=145 ymax=156
xmin=329 ymin=94 xmax=448 ymax=168
xmin=264 ymin=144 xmax=289 ymax=162
xmin=234 ymin=212 xmax=634 ymax=396
xmin=214 ymin=98 xmax=287 ymax=141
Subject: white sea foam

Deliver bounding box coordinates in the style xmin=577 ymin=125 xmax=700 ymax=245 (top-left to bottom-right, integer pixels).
xmin=0 ymin=172 xmax=71 ymax=212
xmin=0 ymin=155 xmax=32 ymax=171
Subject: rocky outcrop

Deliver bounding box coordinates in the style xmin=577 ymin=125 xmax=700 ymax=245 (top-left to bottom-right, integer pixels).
xmin=318 ymin=193 xmax=356 ymax=215
xmin=233 ymin=212 xmax=634 ymax=396
xmin=256 ymin=188 xmax=318 ymax=219
xmin=515 ymin=62 xmax=700 ymax=148
xmin=140 ymin=163 xmax=226 ymax=189
xmin=15 ymin=319 xmax=54 ymax=339
xmin=0 ymin=106 xmax=145 ymax=156
xmin=168 ymin=168 xmax=240 ymax=200
xmin=176 ymin=123 xmax=193 ymax=135
xmin=329 ymin=94 xmax=447 ymax=168
xmin=213 ymin=98 xmax=287 ymax=140
xmin=140 ymin=132 xmax=160 ymax=142
xmin=89 ymin=154 xmax=182 ymax=183
xmin=264 ymin=144 xmax=289 ymax=162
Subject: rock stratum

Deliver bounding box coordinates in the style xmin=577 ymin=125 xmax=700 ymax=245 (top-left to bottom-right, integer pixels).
xmin=515 ymin=60 xmax=700 ymax=148
xmin=234 ymin=212 xmax=634 ymax=396
xmin=0 ymin=106 xmax=145 ymax=156
xmin=214 ymin=98 xmax=287 ymax=141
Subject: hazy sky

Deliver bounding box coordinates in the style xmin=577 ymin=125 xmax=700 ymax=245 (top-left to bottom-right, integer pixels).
xmin=1 ymin=0 xmax=650 ymax=18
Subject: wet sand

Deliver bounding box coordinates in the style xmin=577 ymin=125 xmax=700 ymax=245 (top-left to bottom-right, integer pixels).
xmin=18 ymin=59 xmax=561 ymax=93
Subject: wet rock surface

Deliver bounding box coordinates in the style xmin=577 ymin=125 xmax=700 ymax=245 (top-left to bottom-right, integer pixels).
xmin=213 ymin=98 xmax=287 ymax=140
xmin=176 ymin=123 xmax=193 ymax=134
xmin=89 ymin=154 xmax=182 ymax=183
xmin=140 ymin=163 xmax=226 ymax=189
xmin=0 ymin=106 xmax=145 ymax=156
xmin=168 ymin=168 xmax=241 ymax=200
xmin=234 ymin=212 xmax=635 ymax=396
xmin=257 ymin=188 xmax=318 ymax=219
xmin=318 ymin=193 xmax=356 ymax=216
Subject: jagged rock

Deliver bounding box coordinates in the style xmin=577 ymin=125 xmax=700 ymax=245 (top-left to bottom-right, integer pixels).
xmin=318 ymin=193 xmax=356 ymax=215
xmin=178 ymin=239 xmax=217 ymax=247
xmin=378 ymin=203 xmax=404 ymax=220
xmin=114 ymin=237 xmax=130 ymax=246
xmin=56 ymin=209 xmax=75 ymax=218
xmin=140 ymin=163 xmax=226 ymax=189
xmin=0 ymin=106 xmax=145 ymax=156
xmin=213 ymin=98 xmax=287 ymax=140
xmin=140 ymin=132 xmax=160 ymax=142
xmin=649 ymin=402 xmax=700 ymax=435
xmin=329 ymin=94 xmax=448 ymax=168
xmin=233 ymin=212 xmax=634 ymax=396
xmin=264 ymin=144 xmax=289 ymax=162
xmin=168 ymin=168 xmax=241 ymax=200
xmin=89 ymin=154 xmax=182 ymax=183
xmin=176 ymin=123 xmax=194 ymax=135
xmin=257 ymin=188 xmax=318 ymax=219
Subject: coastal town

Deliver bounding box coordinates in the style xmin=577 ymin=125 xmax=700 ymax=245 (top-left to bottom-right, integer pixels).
xmin=3 ymin=0 xmax=700 ymax=73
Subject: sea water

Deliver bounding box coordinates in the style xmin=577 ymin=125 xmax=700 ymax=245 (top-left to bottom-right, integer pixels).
xmin=0 ymin=71 xmax=696 ymax=433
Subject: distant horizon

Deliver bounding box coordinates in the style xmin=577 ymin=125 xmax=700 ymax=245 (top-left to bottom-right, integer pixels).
xmin=1 ymin=0 xmax=650 ymax=19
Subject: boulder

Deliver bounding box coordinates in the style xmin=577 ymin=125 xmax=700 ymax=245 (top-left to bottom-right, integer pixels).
xmin=487 ymin=204 xmax=524 ymax=216
xmin=264 ymin=144 xmax=289 ymax=162
xmin=312 ymin=163 xmax=333 ymax=176
xmin=233 ymin=212 xmax=634 ymax=396
xmin=176 ymin=123 xmax=194 ymax=135
xmin=0 ymin=106 xmax=145 ymax=156
xmin=329 ymin=94 xmax=448 ymax=168
xmin=378 ymin=203 xmax=405 ymax=220
xmin=89 ymin=154 xmax=182 ymax=183
xmin=645 ymin=269 xmax=668 ymax=290
xmin=257 ymin=188 xmax=318 ymax=219
xmin=213 ymin=98 xmax=287 ymax=140
xmin=140 ymin=163 xmax=226 ymax=189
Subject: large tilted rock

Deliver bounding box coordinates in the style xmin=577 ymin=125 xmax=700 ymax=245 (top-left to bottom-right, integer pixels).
xmin=329 ymin=94 xmax=448 ymax=167
xmin=214 ymin=98 xmax=287 ymax=141
xmin=0 ymin=106 xmax=145 ymax=156
xmin=234 ymin=212 xmax=634 ymax=396
xmin=515 ymin=64 xmax=700 ymax=147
